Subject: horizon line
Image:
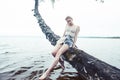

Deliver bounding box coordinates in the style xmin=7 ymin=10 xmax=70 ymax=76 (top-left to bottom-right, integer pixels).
xmin=0 ymin=35 xmax=120 ymax=38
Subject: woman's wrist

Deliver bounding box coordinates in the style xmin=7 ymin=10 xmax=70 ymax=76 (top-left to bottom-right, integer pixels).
xmin=72 ymin=44 xmax=75 ymax=48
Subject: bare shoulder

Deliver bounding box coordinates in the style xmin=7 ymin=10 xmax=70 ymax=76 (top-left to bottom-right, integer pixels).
xmin=77 ymin=25 xmax=80 ymax=29
xmin=76 ymin=25 xmax=80 ymax=31
xmin=75 ymin=25 xmax=80 ymax=28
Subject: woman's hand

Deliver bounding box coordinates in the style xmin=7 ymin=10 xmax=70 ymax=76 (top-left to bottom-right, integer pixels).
xmin=72 ymin=44 xmax=76 ymax=48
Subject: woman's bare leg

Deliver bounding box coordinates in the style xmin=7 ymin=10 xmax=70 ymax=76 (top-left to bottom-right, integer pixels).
xmin=51 ymin=44 xmax=64 ymax=69
xmin=51 ymin=43 xmax=62 ymax=56
xmin=39 ymin=44 xmax=69 ymax=80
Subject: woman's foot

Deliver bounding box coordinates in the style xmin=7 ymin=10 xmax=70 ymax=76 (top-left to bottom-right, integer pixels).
xmin=39 ymin=72 xmax=48 ymax=80
xmin=60 ymin=64 xmax=65 ymax=70
xmin=59 ymin=59 xmax=65 ymax=70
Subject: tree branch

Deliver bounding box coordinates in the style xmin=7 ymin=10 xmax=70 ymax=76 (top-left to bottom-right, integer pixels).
xmin=33 ymin=0 xmax=120 ymax=80
xmin=34 ymin=0 xmax=60 ymax=46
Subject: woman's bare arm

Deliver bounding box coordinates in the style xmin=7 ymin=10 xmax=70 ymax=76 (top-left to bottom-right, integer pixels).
xmin=73 ymin=26 xmax=80 ymax=48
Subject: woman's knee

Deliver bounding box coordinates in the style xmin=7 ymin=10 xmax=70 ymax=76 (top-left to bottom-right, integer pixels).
xmin=51 ymin=50 xmax=57 ymax=56
xmin=51 ymin=44 xmax=62 ymax=56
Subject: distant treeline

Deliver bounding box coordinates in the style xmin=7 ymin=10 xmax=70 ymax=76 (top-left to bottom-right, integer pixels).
xmin=79 ymin=36 xmax=120 ymax=39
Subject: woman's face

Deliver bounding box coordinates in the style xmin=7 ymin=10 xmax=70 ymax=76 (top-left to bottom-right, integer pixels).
xmin=66 ymin=18 xmax=73 ymax=25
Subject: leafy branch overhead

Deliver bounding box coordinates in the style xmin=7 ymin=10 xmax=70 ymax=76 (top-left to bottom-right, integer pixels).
xmin=39 ymin=0 xmax=104 ymax=7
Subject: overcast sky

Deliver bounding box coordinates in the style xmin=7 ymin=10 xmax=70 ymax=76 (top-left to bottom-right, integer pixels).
xmin=0 ymin=0 xmax=120 ymax=37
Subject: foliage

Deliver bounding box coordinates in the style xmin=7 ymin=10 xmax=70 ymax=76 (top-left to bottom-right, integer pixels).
xmin=38 ymin=0 xmax=104 ymax=8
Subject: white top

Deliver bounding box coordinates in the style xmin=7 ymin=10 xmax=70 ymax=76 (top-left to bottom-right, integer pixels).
xmin=65 ymin=25 xmax=78 ymax=39
xmin=57 ymin=25 xmax=78 ymax=44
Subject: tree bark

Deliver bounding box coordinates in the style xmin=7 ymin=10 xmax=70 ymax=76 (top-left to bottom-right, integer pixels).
xmin=33 ymin=0 xmax=120 ymax=80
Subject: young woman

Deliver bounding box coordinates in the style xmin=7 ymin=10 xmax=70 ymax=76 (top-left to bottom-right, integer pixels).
xmin=39 ymin=16 xmax=80 ymax=80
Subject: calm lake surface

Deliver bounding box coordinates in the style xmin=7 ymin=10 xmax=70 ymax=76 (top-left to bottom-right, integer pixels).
xmin=0 ymin=36 xmax=120 ymax=80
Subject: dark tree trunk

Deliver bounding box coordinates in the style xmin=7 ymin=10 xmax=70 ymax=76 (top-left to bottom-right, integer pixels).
xmin=33 ymin=0 xmax=120 ymax=80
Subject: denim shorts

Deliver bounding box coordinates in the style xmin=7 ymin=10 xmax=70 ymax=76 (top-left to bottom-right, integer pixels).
xmin=63 ymin=35 xmax=73 ymax=47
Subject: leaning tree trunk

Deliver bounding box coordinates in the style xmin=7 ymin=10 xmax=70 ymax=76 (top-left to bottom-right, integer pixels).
xmin=33 ymin=0 xmax=120 ymax=80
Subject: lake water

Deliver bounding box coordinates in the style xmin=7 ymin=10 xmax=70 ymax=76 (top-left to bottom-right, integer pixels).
xmin=0 ymin=36 xmax=120 ymax=80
